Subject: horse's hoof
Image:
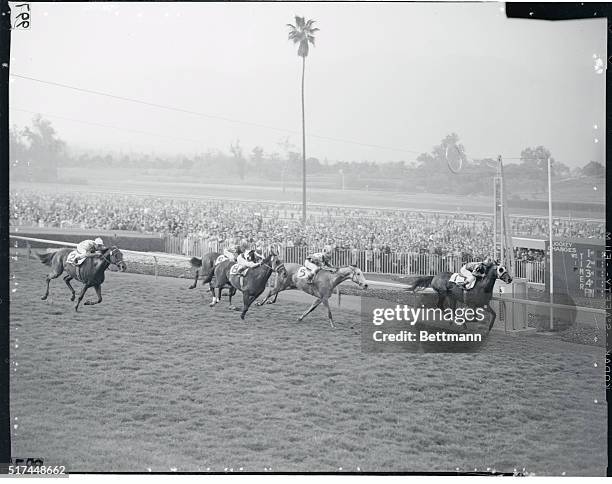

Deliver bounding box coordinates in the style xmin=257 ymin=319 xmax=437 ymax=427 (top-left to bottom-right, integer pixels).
xmin=240 ymin=314 xmax=246 ymax=320
xmin=41 ymin=296 xmax=47 ymax=300
xmin=84 ymin=300 xmax=92 ymax=305
xmin=70 ymin=295 xmax=75 ymax=301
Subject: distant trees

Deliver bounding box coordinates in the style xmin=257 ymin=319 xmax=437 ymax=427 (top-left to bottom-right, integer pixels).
xmin=519 ymin=146 xmax=552 ymax=173
xmin=580 ymin=161 xmax=604 ymax=177
xmin=10 ymin=115 xmax=65 ymax=181
xmin=417 ymin=133 xmax=465 ymax=174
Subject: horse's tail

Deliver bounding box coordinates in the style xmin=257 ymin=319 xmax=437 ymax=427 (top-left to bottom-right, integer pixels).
xmin=37 ymin=251 xmax=56 ymax=266
xmin=406 ymin=275 xmax=434 ymax=291
xmin=189 ymin=257 xmax=202 ymax=268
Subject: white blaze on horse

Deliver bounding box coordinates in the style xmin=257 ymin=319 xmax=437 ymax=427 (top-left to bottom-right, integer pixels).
xmin=259 ymin=262 xmax=368 ymax=328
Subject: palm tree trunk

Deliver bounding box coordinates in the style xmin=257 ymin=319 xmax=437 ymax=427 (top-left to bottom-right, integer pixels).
xmin=301 ymin=55 xmax=306 ymax=224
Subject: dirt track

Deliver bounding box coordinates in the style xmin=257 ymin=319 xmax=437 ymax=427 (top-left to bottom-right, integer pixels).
xmin=9 ymin=257 xmax=606 ymax=474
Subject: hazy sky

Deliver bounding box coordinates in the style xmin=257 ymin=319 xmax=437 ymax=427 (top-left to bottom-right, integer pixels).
xmin=9 ymin=2 xmax=606 ymax=167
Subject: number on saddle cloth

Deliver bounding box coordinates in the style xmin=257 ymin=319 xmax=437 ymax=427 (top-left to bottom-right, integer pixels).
xmin=296 ymin=266 xmax=309 ymax=279
xmin=66 ymin=250 xmax=81 ymax=266
xmin=229 ymin=264 xmax=243 ymax=276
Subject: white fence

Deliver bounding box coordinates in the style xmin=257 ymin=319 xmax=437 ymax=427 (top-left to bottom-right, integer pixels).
xmin=163 ymin=235 xmax=547 ymax=283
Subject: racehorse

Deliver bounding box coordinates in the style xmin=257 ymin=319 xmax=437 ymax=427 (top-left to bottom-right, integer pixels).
xmin=37 ymin=246 xmax=127 ymax=311
xmin=256 ymin=262 xmax=301 ymax=306
xmin=407 ymin=261 xmax=513 ymax=331
xmin=187 ymin=252 xmax=221 ymax=289
xmin=209 ymin=252 xmax=286 ymax=320
xmin=264 ymin=264 xmax=368 ymax=328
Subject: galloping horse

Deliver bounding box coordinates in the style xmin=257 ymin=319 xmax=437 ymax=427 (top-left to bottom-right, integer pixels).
xmin=209 ymin=252 xmax=286 ymax=320
xmin=187 ymin=252 xmax=221 ymax=289
xmin=38 ymin=246 xmax=127 ymax=311
xmin=408 ymin=261 xmax=513 ymax=331
xmin=256 ymin=262 xmax=301 ymax=305
xmin=275 ymin=264 xmax=368 ymax=328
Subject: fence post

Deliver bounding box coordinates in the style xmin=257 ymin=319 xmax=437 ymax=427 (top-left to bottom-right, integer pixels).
xmin=154 ymin=256 xmax=158 ymax=279
xmin=26 ymin=241 xmax=30 ymax=266
xmin=337 ymin=287 xmax=341 ymax=307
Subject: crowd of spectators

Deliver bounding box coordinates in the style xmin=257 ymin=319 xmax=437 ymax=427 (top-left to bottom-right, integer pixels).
xmin=10 ymin=190 xmax=604 ymax=262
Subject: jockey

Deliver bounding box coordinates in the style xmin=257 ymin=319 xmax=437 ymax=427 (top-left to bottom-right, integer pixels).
xmin=235 ymin=248 xmax=264 ymax=276
xmin=304 ymin=245 xmax=336 ymax=284
xmin=223 ymin=238 xmax=243 ymax=262
xmin=459 ymin=256 xmax=492 ymax=290
xmin=73 ymin=237 xmax=105 ymax=265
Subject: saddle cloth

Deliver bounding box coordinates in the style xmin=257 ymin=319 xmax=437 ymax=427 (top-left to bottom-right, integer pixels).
xmin=449 ymin=272 xmax=476 ymax=290
xmin=296 ymin=266 xmax=310 ymax=279
xmin=229 ymin=264 xmax=248 ymax=276
xmin=215 ymin=254 xmax=229 ymax=266
xmin=66 ymin=250 xmax=85 ymax=266
xmin=449 ymin=273 xmax=466 ymax=285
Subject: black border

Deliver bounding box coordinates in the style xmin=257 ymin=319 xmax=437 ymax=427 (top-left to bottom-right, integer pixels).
xmin=0 ymin=0 xmax=11 ymax=468
xmin=0 ymin=1 xmax=609 ymax=476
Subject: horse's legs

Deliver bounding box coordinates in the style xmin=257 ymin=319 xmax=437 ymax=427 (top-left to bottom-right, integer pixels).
xmin=240 ymin=293 xmax=257 ymax=320
xmin=84 ymin=285 xmax=102 ymax=305
xmin=228 ymin=287 xmax=237 ymax=310
xmin=41 ymin=270 xmax=62 ymax=300
xmin=209 ymin=282 xmax=219 ymax=307
xmin=188 ymin=269 xmax=200 ymax=289
xmin=258 ymin=285 xmax=281 ymax=306
xmin=202 ymin=273 xmax=213 ymax=291
xmin=322 ymin=298 xmax=335 ymax=328
xmin=436 ymin=293 xmax=446 ymax=310
xmin=298 ymin=298 xmax=321 ymax=322
xmin=74 ymin=284 xmax=90 ymax=312
xmin=63 ymin=274 xmax=76 ymax=301
xmin=486 ymin=303 xmax=497 ymax=332
xmin=256 ymin=288 xmax=271 ymax=306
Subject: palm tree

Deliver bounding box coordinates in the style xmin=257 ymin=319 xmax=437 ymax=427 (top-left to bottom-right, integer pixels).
xmin=287 ymin=16 xmax=319 ymax=223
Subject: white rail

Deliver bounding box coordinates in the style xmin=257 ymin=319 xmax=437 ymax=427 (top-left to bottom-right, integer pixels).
xmin=9 ymin=235 xmax=190 ymax=261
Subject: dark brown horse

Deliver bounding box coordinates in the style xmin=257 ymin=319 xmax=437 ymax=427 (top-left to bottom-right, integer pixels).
xmin=408 ymin=261 xmax=512 ymax=331
xmin=209 ymin=252 xmax=285 ymax=320
xmin=187 ymin=252 xmax=221 ymax=289
xmin=37 ymin=246 xmax=127 ymax=311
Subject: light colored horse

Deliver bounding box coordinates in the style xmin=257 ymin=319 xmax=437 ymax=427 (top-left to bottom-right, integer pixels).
xmin=260 ymin=263 xmax=368 ymax=328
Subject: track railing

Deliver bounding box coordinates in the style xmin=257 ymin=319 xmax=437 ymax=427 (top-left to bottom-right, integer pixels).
xmin=10 ymin=235 xmax=604 ymax=334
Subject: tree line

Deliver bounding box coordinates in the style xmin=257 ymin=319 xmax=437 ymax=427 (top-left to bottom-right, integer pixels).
xmin=10 ymin=115 xmax=604 ymax=197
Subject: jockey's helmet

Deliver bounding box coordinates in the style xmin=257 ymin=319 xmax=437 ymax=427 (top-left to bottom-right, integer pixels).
xmin=94 ymin=237 xmax=104 ymax=246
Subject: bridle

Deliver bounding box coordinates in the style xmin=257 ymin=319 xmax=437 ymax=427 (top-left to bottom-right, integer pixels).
xmin=100 ymin=247 xmax=123 ymax=268
xmin=349 ymin=266 xmax=364 ymax=285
